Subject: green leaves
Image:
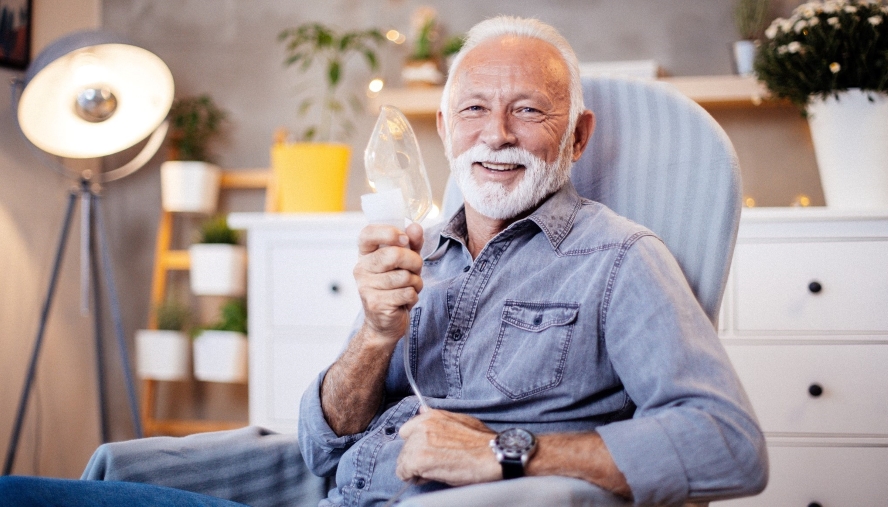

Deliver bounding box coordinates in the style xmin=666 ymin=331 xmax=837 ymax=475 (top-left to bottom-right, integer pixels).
xmin=279 ymin=23 xmax=384 ymax=142
xmin=168 ymin=94 xmax=227 ymax=162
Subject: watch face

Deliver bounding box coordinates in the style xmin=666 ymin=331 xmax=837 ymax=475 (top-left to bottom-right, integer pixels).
xmin=495 ymin=428 xmax=535 ymax=459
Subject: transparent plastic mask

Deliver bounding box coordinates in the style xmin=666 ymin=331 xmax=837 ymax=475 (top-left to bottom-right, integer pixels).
xmin=363 ymin=105 xmax=433 ymax=224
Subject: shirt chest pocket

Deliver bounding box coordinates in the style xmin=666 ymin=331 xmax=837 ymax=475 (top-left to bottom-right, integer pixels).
xmin=487 ymin=300 xmax=579 ymax=400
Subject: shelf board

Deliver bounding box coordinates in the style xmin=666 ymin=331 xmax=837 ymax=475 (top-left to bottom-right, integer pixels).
xmin=367 ymin=75 xmax=780 ymax=116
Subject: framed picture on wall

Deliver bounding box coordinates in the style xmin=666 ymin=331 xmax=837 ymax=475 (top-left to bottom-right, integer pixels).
xmin=0 ymin=0 xmax=31 ymax=70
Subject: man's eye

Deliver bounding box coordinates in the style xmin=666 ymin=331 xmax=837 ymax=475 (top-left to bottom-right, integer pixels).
xmin=518 ymin=107 xmax=541 ymax=114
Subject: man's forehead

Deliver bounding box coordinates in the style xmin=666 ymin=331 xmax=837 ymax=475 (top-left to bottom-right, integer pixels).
xmin=450 ymin=36 xmax=570 ymax=102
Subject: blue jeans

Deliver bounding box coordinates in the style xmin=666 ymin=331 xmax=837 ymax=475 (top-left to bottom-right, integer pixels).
xmin=0 ymin=476 xmax=248 ymax=507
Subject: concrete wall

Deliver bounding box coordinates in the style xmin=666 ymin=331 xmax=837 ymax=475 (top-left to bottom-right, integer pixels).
xmin=1 ymin=0 xmax=816 ymax=479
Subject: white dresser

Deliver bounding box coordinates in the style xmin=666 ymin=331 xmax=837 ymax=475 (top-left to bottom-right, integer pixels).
xmin=715 ymin=208 xmax=888 ymax=507
xmin=229 ymin=212 xmax=366 ymax=434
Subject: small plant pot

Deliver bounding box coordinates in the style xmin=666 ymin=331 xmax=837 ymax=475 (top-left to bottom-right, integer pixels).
xmin=135 ymin=330 xmax=191 ymax=381
xmin=193 ymin=330 xmax=248 ymax=383
xmin=189 ymin=244 xmax=247 ymax=296
xmin=160 ymin=161 xmax=221 ymax=214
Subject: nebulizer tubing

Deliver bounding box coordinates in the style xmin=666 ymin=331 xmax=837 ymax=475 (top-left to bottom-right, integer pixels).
xmin=361 ymin=105 xmax=434 ymax=412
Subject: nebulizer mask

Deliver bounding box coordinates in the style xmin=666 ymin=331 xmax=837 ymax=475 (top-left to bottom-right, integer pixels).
xmin=361 ymin=105 xmax=432 ymax=410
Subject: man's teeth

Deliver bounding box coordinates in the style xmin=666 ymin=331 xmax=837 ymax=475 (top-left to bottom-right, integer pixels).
xmin=481 ymin=162 xmax=520 ymax=171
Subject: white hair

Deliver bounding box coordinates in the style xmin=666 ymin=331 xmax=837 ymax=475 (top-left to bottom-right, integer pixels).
xmin=440 ymin=16 xmax=584 ymax=132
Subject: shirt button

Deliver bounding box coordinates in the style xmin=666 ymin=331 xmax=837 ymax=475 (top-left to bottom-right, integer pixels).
xmin=452 ymin=329 xmax=462 ymax=341
xmin=533 ymin=315 xmax=543 ymax=326
xmin=384 ymin=425 xmax=396 ymax=435
xmin=355 ymin=478 xmax=366 ymax=489
xmin=463 ymin=265 xmax=470 ymax=272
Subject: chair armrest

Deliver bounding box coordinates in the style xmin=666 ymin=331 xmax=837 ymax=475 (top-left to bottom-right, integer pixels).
xmin=402 ymin=477 xmax=709 ymax=507
xmin=81 ymin=426 xmax=329 ymax=507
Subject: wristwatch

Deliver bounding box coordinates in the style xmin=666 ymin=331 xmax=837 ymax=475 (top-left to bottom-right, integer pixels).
xmin=489 ymin=428 xmax=537 ymax=479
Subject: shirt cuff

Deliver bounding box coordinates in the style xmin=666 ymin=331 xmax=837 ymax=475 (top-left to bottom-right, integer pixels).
xmin=597 ymin=416 xmax=689 ymax=505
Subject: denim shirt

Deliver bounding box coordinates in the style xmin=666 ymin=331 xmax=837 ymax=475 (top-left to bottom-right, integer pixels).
xmin=299 ymin=182 xmax=767 ymax=507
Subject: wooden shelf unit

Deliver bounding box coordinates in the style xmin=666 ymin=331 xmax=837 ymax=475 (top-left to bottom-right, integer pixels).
xmin=142 ymin=168 xmax=272 ymax=437
xmin=366 ymin=75 xmax=779 ymax=116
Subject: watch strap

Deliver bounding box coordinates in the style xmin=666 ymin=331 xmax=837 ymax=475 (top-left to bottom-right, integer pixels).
xmin=500 ymin=457 xmax=524 ymax=479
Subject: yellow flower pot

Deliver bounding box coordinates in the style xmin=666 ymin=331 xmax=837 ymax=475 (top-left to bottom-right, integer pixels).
xmin=271 ymin=142 xmax=350 ymax=212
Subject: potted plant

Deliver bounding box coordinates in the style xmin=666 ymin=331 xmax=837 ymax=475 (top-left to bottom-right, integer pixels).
xmin=193 ymin=299 xmax=248 ymax=383
xmin=401 ymin=7 xmax=445 ymax=86
xmin=160 ymin=94 xmax=228 ymax=214
xmin=135 ymin=298 xmax=192 ymax=381
xmin=731 ymin=0 xmax=771 ymax=75
xmin=189 ymin=215 xmax=246 ymax=297
xmin=755 ymin=0 xmax=888 ymax=208
xmin=274 ymin=23 xmax=384 ymax=212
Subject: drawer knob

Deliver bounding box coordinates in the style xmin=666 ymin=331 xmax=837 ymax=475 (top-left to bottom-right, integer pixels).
xmin=808 ymin=281 xmax=822 ymax=294
xmin=808 ymin=383 xmax=823 ymax=398
xmin=329 ymin=283 xmax=340 ymax=294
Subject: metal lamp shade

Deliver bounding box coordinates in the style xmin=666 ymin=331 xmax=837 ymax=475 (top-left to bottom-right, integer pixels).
xmin=17 ymin=30 xmax=174 ymax=159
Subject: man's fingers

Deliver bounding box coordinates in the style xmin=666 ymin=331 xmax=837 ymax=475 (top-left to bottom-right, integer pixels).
xmin=357 ymin=247 xmax=424 ymax=277
xmin=358 ymin=224 xmax=408 ymax=255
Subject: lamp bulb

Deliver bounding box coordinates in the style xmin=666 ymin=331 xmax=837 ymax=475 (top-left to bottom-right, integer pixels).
xmin=75 ymin=86 xmax=118 ymax=123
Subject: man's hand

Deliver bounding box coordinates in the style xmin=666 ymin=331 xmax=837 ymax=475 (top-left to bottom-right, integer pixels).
xmin=396 ymin=409 xmax=500 ymax=486
xmin=354 ymin=222 xmax=425 ymax=345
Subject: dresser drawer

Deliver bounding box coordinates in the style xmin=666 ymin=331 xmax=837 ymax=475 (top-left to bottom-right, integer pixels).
xmin=733 ymin=240 xmax=888 ymax=333
xmin=724 ymin=344 xmax=888 ymax=435
xmin=714 ymin=443 xmax=888 ymax=507
xmin=270 ymin=243 xmax=362 ymax=327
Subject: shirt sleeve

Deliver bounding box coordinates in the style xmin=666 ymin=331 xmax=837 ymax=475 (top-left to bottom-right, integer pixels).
xmin=297 ymin=366 xmax=369 ymax=477
xmin=595 ymin=235 xmax=768 ymax=505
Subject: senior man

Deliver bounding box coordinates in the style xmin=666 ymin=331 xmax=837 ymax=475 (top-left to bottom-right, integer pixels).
xmin=298 ymin=15 xmax=767 ymax=507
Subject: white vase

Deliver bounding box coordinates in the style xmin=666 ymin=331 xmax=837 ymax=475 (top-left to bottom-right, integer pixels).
xmin=731 ymin=40 xmax=756 ymax=77
xmin=193 ymin=330 xmax=248 ymax=383
xmin=807 ymin=90 xmax=888 ymax=209
xmin=135 ymin=329 xmax=191 ymax=381
xmin=189 ymin=243 xmax=247 ymax=296
xmin=160 ymin=161 xmax=221 ymax=214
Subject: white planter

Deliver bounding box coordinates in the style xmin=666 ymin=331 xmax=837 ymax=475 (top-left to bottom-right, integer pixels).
xmin=731 ymin=40 xmax=756 ymax=76
xmin=807 ymin=90 xmax=888 ymax=209
xmin=135 ymin=329 xmax=191 ymax=381
xmin=160 ymin=161 xmax=221 ymax=214
xmin=189 ymin=244 xmax=247 ymax=296
xmin=193 ymin=330 xmax=248 ymax=383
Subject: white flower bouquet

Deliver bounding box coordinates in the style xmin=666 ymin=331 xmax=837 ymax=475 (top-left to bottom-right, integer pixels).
xmin=755 ymin=0 xmax=888 ymax=109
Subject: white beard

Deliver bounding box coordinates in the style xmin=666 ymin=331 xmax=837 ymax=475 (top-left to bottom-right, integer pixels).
xmin=447 ymin=138 xmax=574 ymax=220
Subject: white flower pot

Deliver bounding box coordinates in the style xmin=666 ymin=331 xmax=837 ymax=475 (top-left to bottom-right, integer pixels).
xmin=807 ymin=90 xmax=888 ymax=209
xmin=160 ymin=161 xmax=221 ymax=214
xmin=135 ymin=330 xmax=191 ymax=381
xmin=193 ymin=330 xmax=248 ymax=383
xmin=189 ymin=244 xmax=247 ymax=296
xmin=731 ymin=40 xmax=756 ymax=76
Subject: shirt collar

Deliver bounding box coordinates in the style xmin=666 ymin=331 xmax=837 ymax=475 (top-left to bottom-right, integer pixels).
xmin=436 ymin=181 xmax=583 ymax=253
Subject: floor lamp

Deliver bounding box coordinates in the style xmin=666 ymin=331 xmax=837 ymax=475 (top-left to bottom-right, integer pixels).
xmin=3 ymin=30 xmax=174 ymax=475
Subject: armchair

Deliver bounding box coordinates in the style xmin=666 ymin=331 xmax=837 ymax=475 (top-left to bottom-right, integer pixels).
xmin=83 ymin=76 xmax=742 ymax=506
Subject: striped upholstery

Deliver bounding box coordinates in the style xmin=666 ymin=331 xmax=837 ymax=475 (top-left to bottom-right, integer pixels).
xmin=444 ymin=76 xmax=742 ymax=325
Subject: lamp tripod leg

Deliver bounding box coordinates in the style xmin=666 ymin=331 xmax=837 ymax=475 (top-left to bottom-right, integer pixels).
xmin=2 ymin=189 xmax=79 ymax=476
xmin=92 ymin=190 xmax=143 ymax=439
xmin=89 ymin=195 xmax=110 ymax=443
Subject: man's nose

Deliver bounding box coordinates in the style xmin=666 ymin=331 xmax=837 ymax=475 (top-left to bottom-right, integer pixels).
xmin=479 ymin=110 xmax=517 ymax=150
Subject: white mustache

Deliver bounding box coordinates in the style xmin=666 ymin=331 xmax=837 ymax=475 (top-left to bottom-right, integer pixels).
xmin=461 ymin=145 xmax=545 ymax=168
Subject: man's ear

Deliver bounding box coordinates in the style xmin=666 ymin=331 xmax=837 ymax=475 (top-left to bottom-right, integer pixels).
xmin=571 ymin=110 xmax=595 ymax=162
xmin=436 ymin=110 xmax=446 ymax=144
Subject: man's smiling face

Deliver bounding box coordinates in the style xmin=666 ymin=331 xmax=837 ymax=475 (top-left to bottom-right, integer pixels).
xmin=447 ymin=36 xmax=572 ymax=187
xmin=441 ymin=35 xmax=576 ymax=220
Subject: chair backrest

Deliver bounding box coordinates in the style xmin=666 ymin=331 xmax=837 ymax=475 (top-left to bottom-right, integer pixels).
xmin=442 ymin=76 xmax=742 ymax=326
